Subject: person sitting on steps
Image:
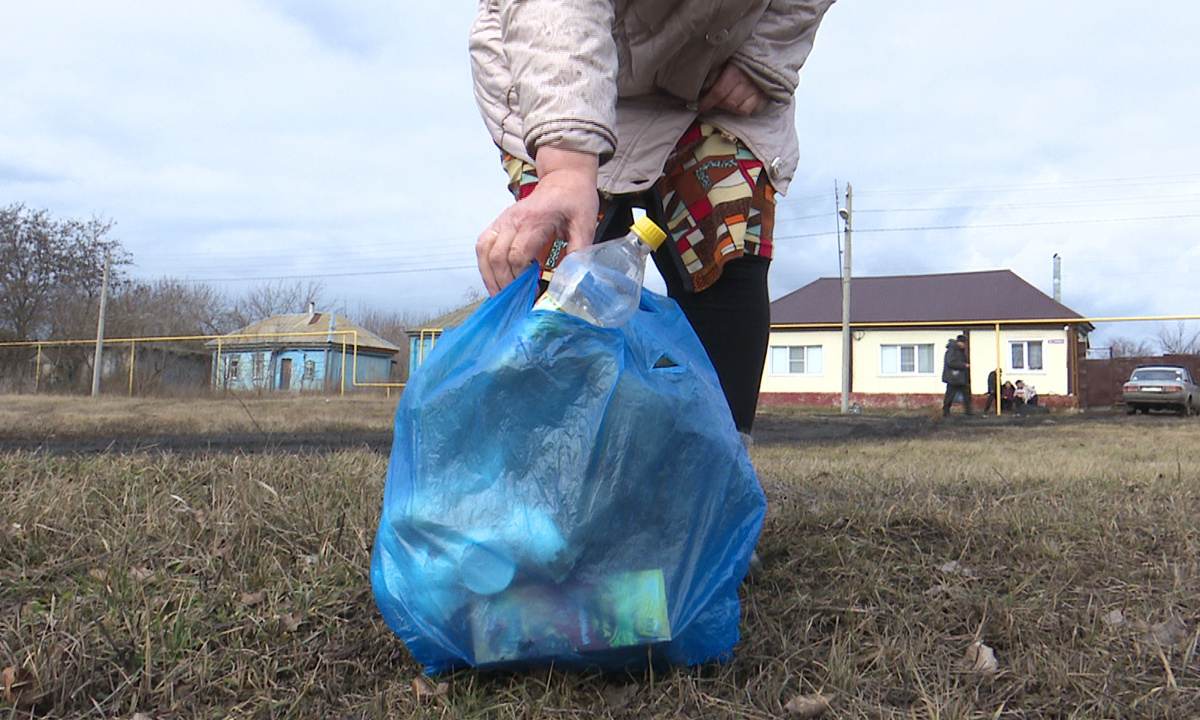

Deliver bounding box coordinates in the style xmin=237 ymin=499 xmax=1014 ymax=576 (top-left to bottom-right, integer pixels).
xmin=1014 ymin=380 xmax=1042 ymax=415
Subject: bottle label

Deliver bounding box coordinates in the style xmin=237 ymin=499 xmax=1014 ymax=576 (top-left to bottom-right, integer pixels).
xmin=532 ymin=291 xmax=599 ymax=325
xmin=531 ymin=293 xmax=564 ymax=314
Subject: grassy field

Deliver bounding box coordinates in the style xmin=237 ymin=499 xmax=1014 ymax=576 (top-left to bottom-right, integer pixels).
xmin=2 ymin=397 xmax=1199 ymax=718
xmin=0 ymin=395 xmax=398 ymax=439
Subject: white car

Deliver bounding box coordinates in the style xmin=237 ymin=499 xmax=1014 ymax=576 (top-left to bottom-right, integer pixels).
xmin=1122 ymin=365 xmax=1200 ymax=415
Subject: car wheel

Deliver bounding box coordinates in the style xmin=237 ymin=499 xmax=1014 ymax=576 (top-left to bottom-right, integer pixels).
xmin=1126 ymin=405 xmax=1138 ymax=415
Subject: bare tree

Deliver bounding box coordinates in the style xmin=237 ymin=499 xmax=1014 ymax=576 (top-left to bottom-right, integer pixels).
xmin=1107 ymin=336 xmax=1158 ymax=358
xmin=231 ymin=280 xmax=326 ymax=327
xmin=347 ymin=306 xmax=427 ymax=382
xmin=459 ymin=286 xmax=486 ymax=307
xmin=0 ymin=203 xmax=128 ymax=342
xmin=1155 ymin=320 xmax=1200 ymax=355
xmin=109 ymin=279 xmax=240 ymax=338
xmin=0 ymin=204 xmax=129 ymax=390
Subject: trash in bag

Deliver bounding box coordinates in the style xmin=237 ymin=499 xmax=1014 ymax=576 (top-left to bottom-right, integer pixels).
xmin=370 ymin=264 xmax=766 ymax=673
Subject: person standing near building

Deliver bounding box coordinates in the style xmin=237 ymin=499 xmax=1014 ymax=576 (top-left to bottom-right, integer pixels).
xmin=469 ymin=0 xmax=836 ymax=435
xmin=942 ymin=335 xmax=972 ymax=416
xmin=982 ymin=369 xmax=999 ymax=413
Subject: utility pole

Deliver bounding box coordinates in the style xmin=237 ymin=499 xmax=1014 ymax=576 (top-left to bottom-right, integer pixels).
xmin=840 ymin=184 xmax=853 ymax=413
xmin=91 ymin=252 xmax=111 ymax=398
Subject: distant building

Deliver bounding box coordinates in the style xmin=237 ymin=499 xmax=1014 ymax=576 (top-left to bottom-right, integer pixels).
xmin=206 ymin=311 xmax=400 ymax=392
xmin=118 ymin=344 xmax=211 ymax=392
xmin=408 ymin=300 xmax=484 ymax=375
xmin=763 ymin=270 xmax=1093 ymax=408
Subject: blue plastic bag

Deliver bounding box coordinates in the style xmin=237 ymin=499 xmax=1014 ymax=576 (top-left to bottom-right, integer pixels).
xmin=371 ymin=265 xmax=766 ymax=673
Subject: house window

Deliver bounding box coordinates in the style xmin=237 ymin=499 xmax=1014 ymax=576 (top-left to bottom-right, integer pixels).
xmin=227 ymin=356 xmax=240 ymax=379
xmin=304 ymin=360 xmax=316 ymax=380
xmin=769 ymin=346 xmax=823 ymax=375
xmin=880 ymin=344 xmax=935 ymax=375
xmin=1010 ymin=341 xmax=1044 ymax=371
xmin=252 ymin=353 xmax=265 ymax=380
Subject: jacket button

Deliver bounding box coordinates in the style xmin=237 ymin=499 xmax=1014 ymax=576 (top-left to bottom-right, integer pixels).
xmin=769 ymin=156 xmax=783 ymax=178
xmin=705 ymin=28 xmax=730 ymax=45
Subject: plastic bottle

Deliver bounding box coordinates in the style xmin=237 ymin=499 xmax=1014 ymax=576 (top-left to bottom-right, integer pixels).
xmin=459 ymin=540 xmax=516 ymax=595
xmin=533 ymin=217 xmax=668 ymax=327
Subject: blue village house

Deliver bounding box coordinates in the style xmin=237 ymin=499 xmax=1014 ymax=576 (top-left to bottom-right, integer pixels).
xmin=206 ymin=309 xmax=400 ymax=392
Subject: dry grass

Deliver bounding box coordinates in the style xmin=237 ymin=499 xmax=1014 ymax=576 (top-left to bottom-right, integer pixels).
xmin=0 ymin=395 xmax=398 ymax=439
xmin=2 ymin=398 xmax=1199 ymax=718
xmin=750 ymin=420 xmax=1200 ymax=718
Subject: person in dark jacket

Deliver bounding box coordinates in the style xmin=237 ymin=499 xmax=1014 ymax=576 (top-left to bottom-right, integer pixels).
xmin=941 ymin=335 xmax=972 ymax=416
xmin=982 ymin=369 xmax=999 ymax=413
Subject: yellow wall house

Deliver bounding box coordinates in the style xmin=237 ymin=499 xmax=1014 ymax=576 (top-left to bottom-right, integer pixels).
xmin=762 ymin=270 xmax=1092 ymax=410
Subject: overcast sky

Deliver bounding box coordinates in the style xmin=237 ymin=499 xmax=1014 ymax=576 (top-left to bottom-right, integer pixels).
xmin=2 ymin=1 xmax=1197 ymax=345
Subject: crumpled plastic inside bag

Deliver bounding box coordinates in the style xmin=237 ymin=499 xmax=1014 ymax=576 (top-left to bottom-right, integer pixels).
xmin=370 ymin=264 xmax=766 ymax=673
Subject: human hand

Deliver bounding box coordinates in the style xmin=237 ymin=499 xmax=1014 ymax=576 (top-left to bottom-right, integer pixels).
xmin=476 ymin=148 xmax=600 ymax=295
xmin=698 ymin=63 xmax=769 ymax=116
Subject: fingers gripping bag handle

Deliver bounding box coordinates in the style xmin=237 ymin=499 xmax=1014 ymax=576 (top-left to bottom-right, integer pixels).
xmin=371 ymin=263 xmax=766 ymax=674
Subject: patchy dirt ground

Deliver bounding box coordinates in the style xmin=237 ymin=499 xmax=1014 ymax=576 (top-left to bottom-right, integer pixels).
xmin=749 ymin=408 xmax=1140 ymax=445
xmin=0 ymin=407 xmax=1150 ymax=455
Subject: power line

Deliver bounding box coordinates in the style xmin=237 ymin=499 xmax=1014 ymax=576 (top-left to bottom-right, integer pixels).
xmin=821 ymin=212 xmax=1200 ymax=235
xmin=851 ymin=172 xmax=1200 ymax=197
xmin=854 ymin=192 xmax=1200 ymax=214
xmin=141 ymin=206 xmax=1200 ymax=282
xmin=774 ymin=211 xmax=1200 ymax=241
xmin=121 ymin=173 xmax=1200 ymax=284
xmin=138 ymin=264 xmax=480 ymax=284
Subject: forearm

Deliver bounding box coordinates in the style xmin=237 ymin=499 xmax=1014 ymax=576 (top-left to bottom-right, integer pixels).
xmin=535 ymin=147 xmax=599 ymax=190
xmin=499 ymin=0 xmax=618 ymax=160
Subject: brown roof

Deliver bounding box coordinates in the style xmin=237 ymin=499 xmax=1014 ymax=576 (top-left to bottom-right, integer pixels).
xmin=771 ymin=270 xmax=1088 ymax=327
xmin=411 ymin=299 xmax=485 ymax=332
xmin=206 ymin=312 xmax=400 ymax=353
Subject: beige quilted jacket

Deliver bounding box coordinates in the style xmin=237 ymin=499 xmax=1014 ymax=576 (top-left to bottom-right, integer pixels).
xmin=469 ymin=0 xmax=835 ymax=195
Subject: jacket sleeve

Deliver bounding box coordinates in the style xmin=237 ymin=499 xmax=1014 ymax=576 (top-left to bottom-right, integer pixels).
xmin=499 ymin=0 xmax=619 ymax=161
xmin=727 ymin=0 xmax=837 ymax=103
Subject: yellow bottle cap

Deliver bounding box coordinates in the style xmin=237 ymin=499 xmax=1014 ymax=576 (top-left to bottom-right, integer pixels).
xmin=630 ymin=216 xmax=667 ymax=250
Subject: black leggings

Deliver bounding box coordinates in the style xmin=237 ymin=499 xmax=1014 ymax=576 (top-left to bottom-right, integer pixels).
xmin=593 ymin=196 xmax=771 ymax=434
xmin=657 ymin=253 xmax=771 ymax=434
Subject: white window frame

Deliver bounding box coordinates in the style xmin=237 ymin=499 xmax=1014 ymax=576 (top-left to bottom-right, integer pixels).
xmin=303 ymin=359 xmax=317 ymax=380
xmin=769 ymin=345 xmax=824 ymax=376
xmin=1009 ymin=340 xmax=1044 ymax=372
xmin=879 ymin=343 xmax=936 ymax=376
xmin=252 ymin=352 xmax=265 ymax=380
